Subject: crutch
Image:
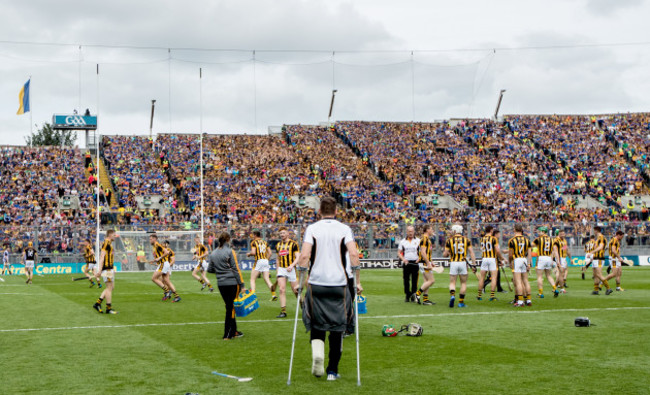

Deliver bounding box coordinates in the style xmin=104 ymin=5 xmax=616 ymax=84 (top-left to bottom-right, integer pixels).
xmin=352 ymin=266 xmax=361 ymax=386
xmin=287 ymin=268 xmax=306 ymax=385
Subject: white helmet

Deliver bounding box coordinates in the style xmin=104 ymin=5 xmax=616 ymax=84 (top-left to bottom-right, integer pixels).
xmin=451 ymin=224 xmax=463 ymax=234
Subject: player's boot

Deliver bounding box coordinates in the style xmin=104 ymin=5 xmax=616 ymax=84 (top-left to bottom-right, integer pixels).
xmin=458 ymin=302 xmax=466 ymax=308
xmin=105 ymin=309 xmax=118 ymax=314
xmin=172 ymin=296 xmax=181 ymax=302
xmin=605 ymin=289 xmax=614 ymax=295
xmin=422 ymin=300 xmax=435 ymax=305
xmin=591 ymin=290 xmax=599 ymax=295
xmin=93 ymin=303 xmax=103 ymax=313
xmin=489 ymin=297 xmax=497 ymax=301
xmin=201 ymin=283 xmax=207 ymax=291
xmin=276 ymin=312 xmax=287 ymax=318
xmin=537 ymin=294 xmax=544 ymax=298
xmin=553 ymin=289 xmax=560 ymax=298
xmin=209 ymin=287 xmax=214 ymax=292
xmin=449 ymin=295 xmax=455 ymax=308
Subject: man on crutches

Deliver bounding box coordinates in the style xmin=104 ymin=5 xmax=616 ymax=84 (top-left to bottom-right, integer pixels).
xmin=291 ymin=197 xmax=362 ymax=382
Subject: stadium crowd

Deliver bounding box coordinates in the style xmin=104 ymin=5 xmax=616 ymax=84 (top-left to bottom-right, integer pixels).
xmin=1 ymin=113 xmax=649 ymax=255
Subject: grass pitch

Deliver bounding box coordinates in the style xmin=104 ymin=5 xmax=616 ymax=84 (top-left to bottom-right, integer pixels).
xmin=1 ymin=268 xmax=649 ymax=394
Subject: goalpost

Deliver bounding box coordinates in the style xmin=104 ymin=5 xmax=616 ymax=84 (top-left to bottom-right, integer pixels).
xmin=98 ymin=230 xmax=203 ymax=272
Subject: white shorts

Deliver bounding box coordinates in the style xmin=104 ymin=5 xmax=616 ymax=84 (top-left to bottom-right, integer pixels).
xmin=101 ymin=269 xmax=115 ymax=283
xmin=3 ymin=262 xmax=10 ymax=268
xmin=609 ymin=258 xmax=621 ymax=268
xmin=87 ymin=263 xmax=96 ymax=272
xmin=25 ymin=260 xmax=34 ymax=269
xmin=558 ymin=257 xmax=568 ymax=269
xmin=480 ymin=258 xmax=497 ymax=271
xmin=537 ymin=256 xmax=553 ymax=270
xmin=449 ymin=261 xmax=468 ymax=276
xmin=161 ymin=261 xmax=172 ymax=274
xmin=196 ymin=260 xmax=208 ymax=271
xmin=254 ymin=259 xmax=270 ymax=272
xmin=419 ymin=263 xmax=433 ymax=273
xmin=513 ymin=258 xmax=528 ymax=273
xmin=591 ymin=259 xmax=603 ymax=269
xmin=277 ymin=266 xmax=297 ymax=282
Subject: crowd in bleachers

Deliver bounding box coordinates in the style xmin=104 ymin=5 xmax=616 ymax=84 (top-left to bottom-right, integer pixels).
xmin=1 ymin=113 xmax=650 ymax=255
xmin=0 ymin=146 xmax=97 ymax=253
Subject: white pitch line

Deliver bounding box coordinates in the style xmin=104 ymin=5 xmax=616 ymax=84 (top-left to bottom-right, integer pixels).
xmin=1 ymin=306 xmax=648 ymax=333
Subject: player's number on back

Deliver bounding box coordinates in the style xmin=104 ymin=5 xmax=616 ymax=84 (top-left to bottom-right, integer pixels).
xmin=481 ymin=240 xmax=492 ymax=254
xmin=453 ymin=241 xmax=465 ymax=256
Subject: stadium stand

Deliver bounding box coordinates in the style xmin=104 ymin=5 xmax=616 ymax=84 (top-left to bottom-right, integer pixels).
xmin=2 ymin=113 xmax=649 ymax=256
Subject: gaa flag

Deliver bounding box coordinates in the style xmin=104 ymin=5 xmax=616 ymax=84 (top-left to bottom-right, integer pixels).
xmin=17 ymin=79 xmax=30 ymax=115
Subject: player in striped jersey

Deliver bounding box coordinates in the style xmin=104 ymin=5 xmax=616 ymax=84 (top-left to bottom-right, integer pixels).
xmin=552 ymin=229 xmax=571 ymax=292
xmin=247 ymin=230 xmax=276 ymax=300
xmin=81 ymin=239 xmax=102 ymax=288
xmin=604 ymin=230 xmax=625 ymax=291
xmin=415 ymin=225 xmax=437 ymax=305
xmin=508 ymin=224 xmax=532 ymax=307
xmin=191 ymin=235 xmax=214 ymax=292
xmin=588 ymin=226 xmax=613 ymax=295
xmin=163 ymin=241 xmax=181 ymax=302
xmin=533 ymin=226 xmax=559 ymax=298
xmin=443 ymin=224 xmax=476 ymax=308
xmin=148 ymin=234 xmax=180 ymax=302
xmin=274 ymin=227 xmax=300 ymax=318
xmin=92 ymin=230 xmax=118 ymax=314
xmin=477 ymin=226 xmax=505 ymax=302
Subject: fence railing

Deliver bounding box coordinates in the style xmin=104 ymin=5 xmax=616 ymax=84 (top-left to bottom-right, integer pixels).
xmin=1 ymin=222 xmax=649 ymax=259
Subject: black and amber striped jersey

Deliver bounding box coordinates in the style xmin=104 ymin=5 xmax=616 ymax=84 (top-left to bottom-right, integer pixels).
xmin=195 ymin=243 xmax=208 ymax=259
xmin=166 ymin=246 xmax=175 ymax=260
xmin=418 ymin=235 xmax=433 ymax=262
xmin=608 ymin=237 xmax=620 ymax=257
xmin=152 ymin=242 xmax=168 ymax=260
xmin=508 ymin=235 xmax=531 ymax=259
xmin=533 ymin=235 xmax=553 ymax=257
xmin=275 ymin=239 xmax=299 ymax=268
xmin=584 ymin=239 xmax=596 ymax=254
xmin=445 ymin=235 xmax=471 ymax=262
xmin=251 ymin=239 xmax=270 ymax=260
xmin=480 ymin=235 xmax=498 ymax=259
xmin=553 ymin=237 xmax=568 ymax=258
xmin=100 ymin=239 xmax=114 ymax=270
xmin=84 ymin=245 xmax=96 ymax=264
xmin=593 ymin=234 xmax=607 ymax=259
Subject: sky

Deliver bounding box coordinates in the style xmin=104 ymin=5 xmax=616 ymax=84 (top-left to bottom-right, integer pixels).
xmin=1 ymin=0 xmax=649 ymax=146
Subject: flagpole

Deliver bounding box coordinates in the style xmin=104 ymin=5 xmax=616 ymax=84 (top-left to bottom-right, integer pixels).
xmin=96 ymin=131 xmax=101 ymax=261
xmin=199 ymin=67 xmax=204 ymax=242
xmin=29 ymin=76 xmax=33 ymax=147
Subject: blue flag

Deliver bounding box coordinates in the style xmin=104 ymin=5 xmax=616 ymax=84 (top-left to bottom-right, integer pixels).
xmin=17 ymin=79 xmax=30 ymax=115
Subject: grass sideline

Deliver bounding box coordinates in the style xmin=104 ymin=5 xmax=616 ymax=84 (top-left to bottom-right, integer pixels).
xmin=1 ymin=268 xmax=649 ymax=394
